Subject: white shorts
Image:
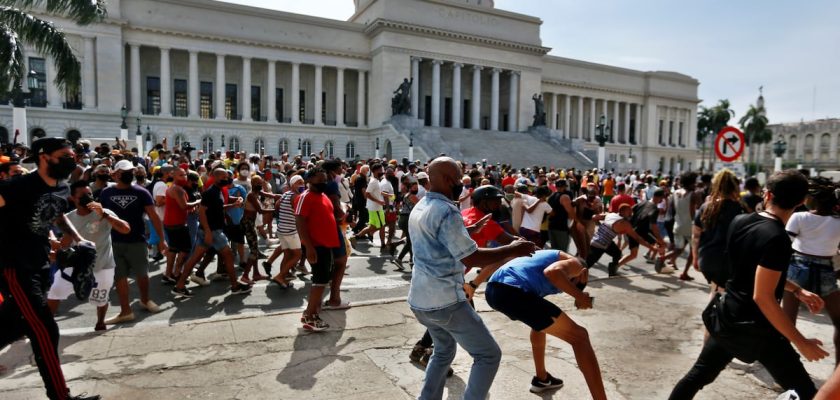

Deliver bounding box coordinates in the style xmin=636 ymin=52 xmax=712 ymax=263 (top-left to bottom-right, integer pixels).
xmin=277 ymin=233 xmax=301 ymax=250
xmin=48 ymin=268 xmax=115 ymax=307
xmin=674 ymin=234 xmax=691 ymax=248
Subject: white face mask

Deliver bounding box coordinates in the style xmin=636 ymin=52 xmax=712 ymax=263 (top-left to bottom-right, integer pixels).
xmin=240 ymin=170 xmax=250 ymax=178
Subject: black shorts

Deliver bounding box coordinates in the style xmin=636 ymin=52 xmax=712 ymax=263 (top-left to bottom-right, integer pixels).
xmin=628 ymin=231 xmax=656 ymax=249
xmin=311 ymin=246 xmax=335 ymax=285
xmin=164 ymin=225 xmax=192 ymax=253
xmin=485 ymin=282 xmax=562 ymax=331
xmin=224 ymin=223 xmax=245 ymax=244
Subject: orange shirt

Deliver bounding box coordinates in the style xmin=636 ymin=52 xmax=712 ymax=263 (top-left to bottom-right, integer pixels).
xmin=603 ymin=179 xmax=615 ymax=196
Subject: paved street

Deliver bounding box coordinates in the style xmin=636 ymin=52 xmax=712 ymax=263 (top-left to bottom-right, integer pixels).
xmin=1 ymin=261 xmax=835 ymax=399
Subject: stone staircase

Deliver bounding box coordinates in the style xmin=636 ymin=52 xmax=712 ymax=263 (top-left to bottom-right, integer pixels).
xmin=386 ymin=115 xmax=594 ymax=169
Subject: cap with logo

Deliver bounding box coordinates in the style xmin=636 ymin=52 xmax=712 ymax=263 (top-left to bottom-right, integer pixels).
xmin=22 ymin=137 xmax=72 ymax=163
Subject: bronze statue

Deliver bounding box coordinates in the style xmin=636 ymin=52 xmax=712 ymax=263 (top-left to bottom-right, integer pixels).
xmin=531 ymin=94 xmax=546 ymax=127
xmin=391 ymin=78 xmax=413 ymax=116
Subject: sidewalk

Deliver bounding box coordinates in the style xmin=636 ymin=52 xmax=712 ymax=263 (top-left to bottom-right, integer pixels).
xmin=0 ymin=274 xmax=835 ymax=399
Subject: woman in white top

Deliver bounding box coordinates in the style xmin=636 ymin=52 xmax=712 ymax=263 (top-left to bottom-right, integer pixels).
xmin=782 ymin=177 xmax=840 ymax=364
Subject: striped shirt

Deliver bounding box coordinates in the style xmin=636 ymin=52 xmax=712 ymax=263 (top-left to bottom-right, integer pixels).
xmin=276 ymin=191 xmax=298 ymax=235
xmin=591 ymin=213 xmax=623 ymax=249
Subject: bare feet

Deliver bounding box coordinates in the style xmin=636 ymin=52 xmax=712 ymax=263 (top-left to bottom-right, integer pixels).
xmin=251 ymin=274 xmax=268 ymax=281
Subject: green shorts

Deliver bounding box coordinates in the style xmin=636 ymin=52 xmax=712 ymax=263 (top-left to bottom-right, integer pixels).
xmin=113 ymin=241 xmax=149 ymax=280
xmin=368 ymin=210 xmax=386 ymax=229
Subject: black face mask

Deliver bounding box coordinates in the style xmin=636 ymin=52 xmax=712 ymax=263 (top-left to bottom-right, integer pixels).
xmin=135 ymin=175 xmax=146 ymax=183
xmin=118 ymin=171 xmax=134 ymax=184
xmin=450 ymin=183 xmax=464 ymax=202
xmin=252 ymin=185 xmax=263 ymax=193
xmin=410 ymin=190 xmax=419 ymax=195
xmin=218 ymin=179 xmax=231 ymax=187
xmin=46 ymin=156 xmax=77 ymax=180
xmin=311 ymin=182 xmax=328 ymax=193
xmin=96 ymin=174 xmax=109 ymax=182
xmin=165 ymin=177 xmax=174 ymax=183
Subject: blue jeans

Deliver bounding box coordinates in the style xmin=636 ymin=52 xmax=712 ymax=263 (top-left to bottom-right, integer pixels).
xmin=412 ymin=301 xmax=502 ymax=400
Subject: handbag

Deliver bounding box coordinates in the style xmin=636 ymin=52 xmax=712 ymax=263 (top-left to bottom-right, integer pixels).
xmin=702 ymin=292 xmax=777 ymax=363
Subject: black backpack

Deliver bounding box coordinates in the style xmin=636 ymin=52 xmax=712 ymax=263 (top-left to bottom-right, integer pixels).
xmin=55 ymin=243 xmax=98 ymax=301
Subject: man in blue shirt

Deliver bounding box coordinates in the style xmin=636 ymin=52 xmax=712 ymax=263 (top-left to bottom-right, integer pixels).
xmin=475 ymin=250 xmax=606 ymax=399
xmin=408 ymin=157 xmax=536 ymax=400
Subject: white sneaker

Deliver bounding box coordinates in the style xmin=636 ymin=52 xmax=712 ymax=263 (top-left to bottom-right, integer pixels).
xmin=659 ymin=266 xmax=676 ymax=274
xmin=139 ymin=300 xmax=160 ymax=313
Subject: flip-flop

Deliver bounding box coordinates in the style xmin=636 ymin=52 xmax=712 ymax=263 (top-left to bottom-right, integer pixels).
xmin=322 ymin=300 xmax=351 ymax=310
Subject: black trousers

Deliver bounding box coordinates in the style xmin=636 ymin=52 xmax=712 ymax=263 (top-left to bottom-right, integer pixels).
xmin=585 ymin=242 xmax=622 ymax=268
xmin=669 ymin=335 xmax=817 ymax=399
xmin=0 ymin=268 xmax=68 ymax=400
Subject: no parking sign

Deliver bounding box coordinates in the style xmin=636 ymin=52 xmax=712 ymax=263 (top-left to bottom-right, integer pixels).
xmin=714 ymin=126 xmax=745 ymax=163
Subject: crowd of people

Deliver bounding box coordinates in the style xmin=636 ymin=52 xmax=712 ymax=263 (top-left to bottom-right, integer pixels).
xmin=1 ymin=136 xmax=840 ymax=399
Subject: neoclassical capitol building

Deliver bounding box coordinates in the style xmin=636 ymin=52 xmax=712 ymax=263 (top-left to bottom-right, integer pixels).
xmin=0 ymin=0 xmax=701 ymax=171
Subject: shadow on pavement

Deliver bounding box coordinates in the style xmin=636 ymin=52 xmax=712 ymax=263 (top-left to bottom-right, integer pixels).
xmin=276 ymin=312 xmax=354 ymax=390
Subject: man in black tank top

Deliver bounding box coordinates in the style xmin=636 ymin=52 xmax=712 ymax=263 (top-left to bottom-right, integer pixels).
xmin=547 ymin=180 xmax=574 ymax=252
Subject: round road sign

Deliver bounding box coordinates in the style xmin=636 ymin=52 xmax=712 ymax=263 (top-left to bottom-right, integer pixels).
xmin=714 ymin=126 xmax=745 ymax=163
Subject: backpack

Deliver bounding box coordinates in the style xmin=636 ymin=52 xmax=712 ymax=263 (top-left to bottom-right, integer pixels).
xmin=55 ymin=243 xmax=98 ymax=301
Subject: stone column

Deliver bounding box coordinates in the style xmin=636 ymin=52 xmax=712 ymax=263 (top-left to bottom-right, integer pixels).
xmin=613 ymin=100 xmax=620 ymax=143
xmin=431 ymin=60 xmax=442 ymax=127
xmin=215 ymin=54 xmax=226 ymax=120
xmin=577 ymin=96 xmax=583 ymax=140
xmin=471 ymin=66 xmax=482 ymax=130
xmin=410 ymin=57 xmax=421 ymax=118
xmin=624 ymin=102 xmax=631 ymax=144
xmin=508 ymin=71 xmax=519 ymax=132
xmin=188 ymin=51 xmax=199 ymax=118
xmin=635 ymin=104 xmax=642 ymax=145
xmin=336 ymin=67 xmax=345 ymax=127
xmin=267 ymin=60 xmax=276 ymax=122
xmin=46 ymin=58 xmax=62 ymax=108
xmin=549 ymin=92 xmax=557 ymax=131
xmin=688 ymin=107 xmax=697 ymax=149
xmin=314 ymin=64 xmax=323 ymax=125
xmin=589 ymin=97 xmax=596 ymax=141
xmin=831 ymin=134 xmax=838 ymax=162
xmin=357 ymin=70 xmax=366 ymax=127
xmin=242 ymin=57 xmax=252 ymax=121
xmin=158 ymin=47 xmax=171 ymax=116
xmin=291 ymin=62 xmax=300 ymax=124
xmin=83 ymin=36 xmax=97 ymax=109
xmin=563 ymin=95 xmax=571 ymax=139
xmin=130 ymin=44 xmax=141 ymax=114
xmin=594 ymin=99 xmax=603 ymax=143
xmin=490 ymin=68 xmax=500 ymax=131
xmin=451 ymin=63 xmax=463 ymax=128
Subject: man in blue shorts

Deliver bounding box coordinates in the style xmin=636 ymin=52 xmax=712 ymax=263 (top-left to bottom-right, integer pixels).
xmin=470 ymin=250 xmax=607 ymax=399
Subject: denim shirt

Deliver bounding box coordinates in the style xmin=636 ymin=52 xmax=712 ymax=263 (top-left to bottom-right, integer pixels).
xmin=407 ymin=191 xmax=478 ymax=311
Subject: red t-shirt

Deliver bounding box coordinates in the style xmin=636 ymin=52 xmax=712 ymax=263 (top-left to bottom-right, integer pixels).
xmin=295 ymin=190 xmax=339 ymax=248
xmin=501 ymin=176 xmax=516 ymax=188
xmin=609 ymin=193 xmax=635 ymax=212
xmin=461 ymin=207 xmax=503 ymax=248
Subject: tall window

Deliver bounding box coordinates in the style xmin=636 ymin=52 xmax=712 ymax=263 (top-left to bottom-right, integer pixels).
xmin=229 ymin=136 xmax=240 ymax=152
xmin=324 ymin=141 xmax=334 ymax=158
xmin=0 ymin=127 xmax=8 ymax=145
xmin=301 ymin=139 xmax=311 ymax=156
xmin=174 ymin=79 xmax=188 ymax=117
xmin=200 ymin=82 xmax=213 ymax=119
xmin=173 ymin=134 xmax=185 ymax=148
xmin=276 ymin=88 xmax=284 ymax=122
xmin=678 ymin=122 xmax=684 ymax=147
xmin=321 ymin=91 xmax=327 ymax=124
xmin=251 ymin=86 xmax=261 ymax=121
xmin=254 ymin=137 xmax=265 ymax=154
xmin=146 ymin=77 xmax=161 ymax=115
xmin=279 ymin=139 xmax=289 ymax=154
xmin=299 ymin=90 xmax=306 ymax=123
xmin=28 ymin=57 xmax=47 ymax=107
xmin=225 ymin=83 xmax=238 ymax=120
xmin=669 ymin=121 xmax=675 ymax=146
xmin=658 ymin=120 xmax=664 ymax=145
xmin=201 ymin=136 xmax=214 ymax=154
xmin=345 ymin=142 xmax=356 ymax=159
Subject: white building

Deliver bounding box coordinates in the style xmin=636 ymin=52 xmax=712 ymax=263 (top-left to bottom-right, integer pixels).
xmin=0 ymin=0 xmax=700 ymax=172
xmin=761 ymin=119 xmax=840 ymax=170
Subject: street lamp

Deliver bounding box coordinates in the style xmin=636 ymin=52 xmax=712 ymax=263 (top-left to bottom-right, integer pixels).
xmin=594 ymin=115 xmax=610 ymax=170
xmin=135 ymin=116 xmax=143 ymax=155
xmin=773 ymin=137 xmax=787 ymax=172
xmin=297 ymin=138 xmax=301 ymax=156
xmin=145 ymin=125 xmax=152 ymax=155
xmin=375 ymin=137 xmax=380 ymax=159
xmin=11 ymin=70 xmax=40 ymax=147
xmin=408 ymin=132 xmax=414 ymax=162
xmin=119 ymin=106 xmax=129 ymax=141
xmin=627 ymin=148 xmax=634 ymax=167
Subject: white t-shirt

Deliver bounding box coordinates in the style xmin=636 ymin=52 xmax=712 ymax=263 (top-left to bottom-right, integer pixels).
xmin=153 ymin=181 xmax=168 ymax=219
xmin=459 ymin=187 xmax=472 ymax=211
xmin=66 ymin=209 xmax=116 ymax=272
xmin=366 ymin=178 xmax=383 ymax=211
xmin=380 ymin=177 xmax=394 ymax=204
xmin=521 ymin=194 xmax=552 ymax=232
xmin=787 ymin=212 xmax=840 ymax=257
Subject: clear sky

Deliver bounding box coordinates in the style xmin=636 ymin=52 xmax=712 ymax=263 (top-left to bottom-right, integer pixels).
xmin=220 ymin=0 xmax=840 ymax=124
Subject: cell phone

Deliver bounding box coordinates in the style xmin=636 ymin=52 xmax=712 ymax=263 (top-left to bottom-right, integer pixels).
xmin=79 ymin=194 xmax=94 ymax=208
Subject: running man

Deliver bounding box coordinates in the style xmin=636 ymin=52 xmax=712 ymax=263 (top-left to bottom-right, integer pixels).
xmin=586 ymin=204 xmax=662 ymax=276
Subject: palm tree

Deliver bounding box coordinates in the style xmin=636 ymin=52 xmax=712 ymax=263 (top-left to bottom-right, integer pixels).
xmin=739 ymin=104 xmax=772 ymax=169
xmin=0 ymin=1 xmax=106 ymax=98
xmin=697 ymin=99 xmax=735 ymax=170
xmin=697 ymin=106 xmax=714 ymax=170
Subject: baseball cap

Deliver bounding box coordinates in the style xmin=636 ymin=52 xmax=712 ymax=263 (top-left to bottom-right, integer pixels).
xmin=22 ymin=137 xmax=72 ymax=163
xmin=113 ymin=159 xmax=135 ymax=171
xmin=289 ymin=175 xmax=304 ymax=186
xmin=416 ymin=172 xmax=429 ymax=180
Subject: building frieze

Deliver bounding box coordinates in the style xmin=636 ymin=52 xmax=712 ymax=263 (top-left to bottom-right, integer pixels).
xmin=373 ymin=46 xmax=541 ymax=73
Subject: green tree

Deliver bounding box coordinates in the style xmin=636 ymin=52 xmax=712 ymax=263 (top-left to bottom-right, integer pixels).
xmin=0 ymin=0 xmax=106 ymax=98
xmin=697 ymin=99 xmax=735 ymax=170
xmin=739 ymin=104 xmax=772 ymax=167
